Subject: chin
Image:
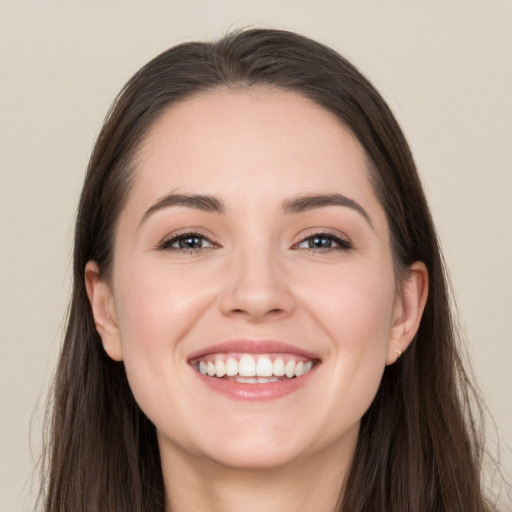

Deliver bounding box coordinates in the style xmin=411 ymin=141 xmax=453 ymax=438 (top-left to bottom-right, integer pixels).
xmin=158 ymin=419 xmax=312 ymax=471
xmin=201 ymin=439 xmax=307 ymax=471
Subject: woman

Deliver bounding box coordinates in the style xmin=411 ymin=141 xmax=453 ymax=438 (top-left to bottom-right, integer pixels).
xmin=40 ymin=28 xmax=497 ymax=511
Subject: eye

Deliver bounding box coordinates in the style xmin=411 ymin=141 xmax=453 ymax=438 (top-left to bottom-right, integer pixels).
xmin=296 ymin=232 xmax=352 ymax=251
xmin=159 ymin=232 xmax=216 ymax=252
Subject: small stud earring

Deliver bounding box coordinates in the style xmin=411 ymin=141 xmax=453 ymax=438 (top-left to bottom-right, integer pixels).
xmin=395 ymin=349 xmax=403 ymax=358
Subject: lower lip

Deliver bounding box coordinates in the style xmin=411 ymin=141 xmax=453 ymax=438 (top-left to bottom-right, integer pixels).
xmin=192 ymin=367 xmax=318 ymax=401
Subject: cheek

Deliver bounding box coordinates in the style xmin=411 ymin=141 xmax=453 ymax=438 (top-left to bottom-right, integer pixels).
xmin=113 ymin=260 xmax=210 ymax=350
xmin=302 ymin=258 xmax=396 ymax=347
xmin=298 ymin=260 xmax=396 ymax=412
xmin=110 ymin=263 xmax=210 ymax=429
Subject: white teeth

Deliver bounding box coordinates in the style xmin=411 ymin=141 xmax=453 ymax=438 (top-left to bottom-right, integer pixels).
xmin=285 ymin=360 xmax=296 ymax=379
xmin=207 ymin=361 xmax=216 ymax=377
xmin=294 ymin=361 xmax=304 ymax=377
xmin=273 ymin=358 xmax=285 ymax=376
xmin=239 ymin=354 xmax=256 ymax=377
xmin=226 ymin=357 xmax=238 ymax=377
xmin=236 ymin=376 xmax=278 ymax=384
xmin=215 ymin=359 xmax=226 ymax=377
xmin=236 ymin=377 xmax=259 ymax=383
xmin=195 ymin=353 xmax=315 ymax=381
xmin=256 ymin=356 xmax=273 ymax=377
xmin=258 ymin=377 xmax=279 ymax=383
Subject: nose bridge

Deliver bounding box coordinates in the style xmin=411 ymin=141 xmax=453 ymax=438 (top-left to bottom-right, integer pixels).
xmin=220 ymin=236 xmax=294 ymax=321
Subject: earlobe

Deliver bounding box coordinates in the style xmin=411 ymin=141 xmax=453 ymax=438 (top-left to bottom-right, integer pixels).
xmin=387 ymin=261 xmax=429 ymax=365
xmin=84 ymin=261 xmax=123 ymax=361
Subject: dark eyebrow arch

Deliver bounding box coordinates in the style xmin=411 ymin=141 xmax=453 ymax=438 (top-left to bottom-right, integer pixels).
xmin=140 ymin=193 xmax=226 ymax=227
xmin=281 ymin=193 xmax=373 ymax=228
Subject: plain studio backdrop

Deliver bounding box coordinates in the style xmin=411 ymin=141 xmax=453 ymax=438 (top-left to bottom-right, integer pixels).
xmin=1 ymin=2 xmax=511 ymax=510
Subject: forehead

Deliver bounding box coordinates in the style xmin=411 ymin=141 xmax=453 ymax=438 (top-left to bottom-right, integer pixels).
xmin=128 ymin=87 xmax=383 ymax=223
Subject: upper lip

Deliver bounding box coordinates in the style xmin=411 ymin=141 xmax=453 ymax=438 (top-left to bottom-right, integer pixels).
xmin=187 ymin=339 xmax=320 ymax=361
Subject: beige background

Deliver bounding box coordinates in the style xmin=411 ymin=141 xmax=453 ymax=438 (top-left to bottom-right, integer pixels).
xmin=1 ymin=1 xmax=511 ymax=510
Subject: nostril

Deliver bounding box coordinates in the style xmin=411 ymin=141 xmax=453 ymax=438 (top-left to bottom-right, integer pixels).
xmin=227 ymin=306 xmax=288 ymax=322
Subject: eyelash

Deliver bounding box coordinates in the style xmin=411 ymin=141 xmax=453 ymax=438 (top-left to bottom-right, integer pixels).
xmin=294 ymin=231 xmax=352 ymax=252
xmin=158 ymin=230 xmax=352 ymax=254
xmin=158 ymin=231 xmax=217 ymax=253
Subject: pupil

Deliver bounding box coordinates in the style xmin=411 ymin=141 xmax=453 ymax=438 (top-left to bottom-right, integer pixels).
xmin=311 ymin=236 xmax=332 ymax=248
xmin=179 ymin=236 xmax=202 ymax=249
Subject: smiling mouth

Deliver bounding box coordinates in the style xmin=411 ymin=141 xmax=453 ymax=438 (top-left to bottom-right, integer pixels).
xmin=190 ymin=353 xmax=317 ymax=383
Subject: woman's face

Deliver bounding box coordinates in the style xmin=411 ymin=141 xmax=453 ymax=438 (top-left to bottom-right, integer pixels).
xmin=88 ymin=88 xmax=424 ymax=470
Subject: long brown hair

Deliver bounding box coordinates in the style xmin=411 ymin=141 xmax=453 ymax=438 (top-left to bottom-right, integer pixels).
xmin=40 ymin=28 xmax=496 ymax=511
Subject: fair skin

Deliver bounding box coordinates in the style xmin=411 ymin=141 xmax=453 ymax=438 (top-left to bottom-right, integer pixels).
xmin=85 ymin=88 xmax=428 ymax=512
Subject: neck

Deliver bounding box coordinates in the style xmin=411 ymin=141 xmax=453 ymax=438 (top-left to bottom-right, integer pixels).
xmin=159 ymin=435 xmax=356 ymax=512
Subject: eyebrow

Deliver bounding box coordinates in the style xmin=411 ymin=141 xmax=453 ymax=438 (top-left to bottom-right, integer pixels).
xmin=140 ymin=193 xmax=226 ymax=227
xmin=140 ymin=192 xmax=372 ymax=229
xmin=281 ymin=193 xmax=373 ymax=228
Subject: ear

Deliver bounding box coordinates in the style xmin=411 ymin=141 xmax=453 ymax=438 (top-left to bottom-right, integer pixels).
xmin=84 ymin=261 xmax=123 ymax=361
xmin=386 ymin=261 xmax=428 ymax=365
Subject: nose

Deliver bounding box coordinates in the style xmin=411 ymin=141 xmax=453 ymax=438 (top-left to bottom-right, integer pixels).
xmin=219 ymin=245 xmax=295 ymax=323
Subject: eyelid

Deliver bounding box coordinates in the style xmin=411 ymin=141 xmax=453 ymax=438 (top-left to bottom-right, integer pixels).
xmin=292 ymin=228 xmax=353 ymax=251
xmin=156 ymin=227 xmax=351 ymax=252
xmin=157 ymin=228 xmax=220 ymax=251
